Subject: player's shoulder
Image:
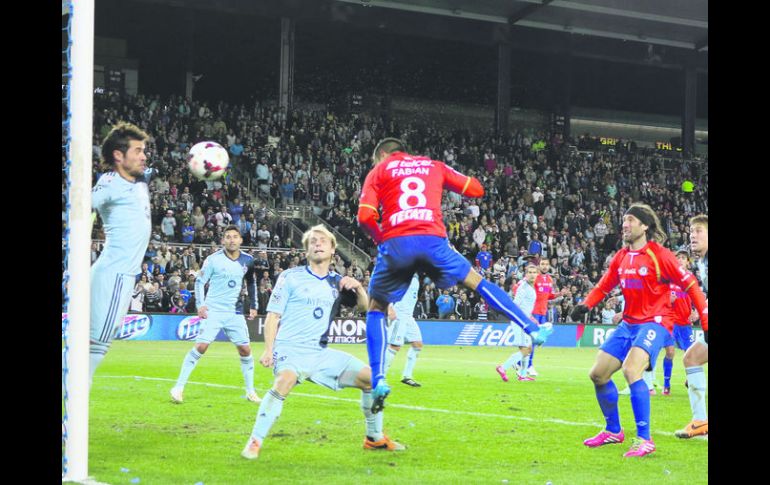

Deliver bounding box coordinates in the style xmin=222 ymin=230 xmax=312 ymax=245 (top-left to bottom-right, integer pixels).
xmin=206 ymin=249 xmax=224 ymax=261
xmin=238 ymin=250 xmax=254 ymax=262
xmin=94 ymin=171 xmax=118 ymax=188
xmin=280 ymin=266 xmax=307 ymax=281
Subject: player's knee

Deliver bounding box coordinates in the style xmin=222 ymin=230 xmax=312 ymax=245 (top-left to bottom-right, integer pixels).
xmin=195 ymin=343 xmax=210 ymax=354
xmin=412 ymin=341 xmax=423 ymax=350
xmin=273 ymin=372 xmax=297 ymax=396
xmin=588 ymin=370 xmax=606 ymax=385
xmin=621 ymin=364 xmax=643 ymax=383
xmin=237 ymin=345 xmax=251 ymax=357
xmin=683 ymin=345 xmax=705 ymax=366
xmin=665 ymin=346 xmax=676 ymax=359
xmin=389 ymin=344 xmax=401 ymax=352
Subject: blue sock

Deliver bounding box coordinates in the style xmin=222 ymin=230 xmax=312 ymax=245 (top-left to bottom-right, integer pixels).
xmin=365 ymin=311 xmax=387 ymax=388
xmin=629 ymin=379 xmax=651 ymax=440
xmin=663 ymin=357 xmax=673 ymax=388
xmin=477 ymin=279 xmax=538 ymax=333
xmin=595 ymin=381 xmax=621 ymax=433
xmin=528 ymin=346 xmax=536 ymax=368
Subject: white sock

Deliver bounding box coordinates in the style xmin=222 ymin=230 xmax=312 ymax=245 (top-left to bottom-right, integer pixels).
xmin=519 ymin=353 xmax=531 ymax=377
xmin=361 ymin=390 xmax=384 ymax=440
xmin=383 ymin=347 xmax=398 ymax=376
xmin=240 ymin=355 xmax=255 ymax=393
xmin=402 ymin=347 xmax=421 ymax=379
xmin=502 ymin=351 xmax=522 ymax=371
xmin=685 ymin=366 xmax=708 ymax=421
xmin=251 ymin=389 xmax=285 ymax=444
xmin=175 ymin=348 xmax=202 ymax=389
xmin=89 ymin=341 xmax=110 ymax=389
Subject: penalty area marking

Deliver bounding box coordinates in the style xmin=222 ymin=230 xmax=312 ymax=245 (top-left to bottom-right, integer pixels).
xmin=98 ymin=375 xmax=706 ymax=441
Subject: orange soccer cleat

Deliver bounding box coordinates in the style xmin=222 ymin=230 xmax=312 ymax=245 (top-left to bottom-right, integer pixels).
xmin=675 ymin=419 xmax=708 ymax=439
xmin=363 ymin=435 xmax=406 ymax=451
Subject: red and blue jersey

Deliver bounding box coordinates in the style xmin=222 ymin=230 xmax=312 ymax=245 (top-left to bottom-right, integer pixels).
xmin=584 ymin=241 xmax=708 ymax=328
xmin=533 ymin=273 xmax=557 ymax=316
xmin=357 ymin=152 xmax=483 ymax=243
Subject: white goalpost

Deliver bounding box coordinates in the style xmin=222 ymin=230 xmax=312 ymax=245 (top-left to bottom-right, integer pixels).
xmin=63 ymin=0 xmax=94 ymax=481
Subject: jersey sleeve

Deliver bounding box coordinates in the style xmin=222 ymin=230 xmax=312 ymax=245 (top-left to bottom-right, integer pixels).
xmin=584 ymin=251 xmax=622 ymax=309
xmin=266 ymin=270 xmax=291 ymax=316
xmin=357 ymin=167 xmax=384 ymax=243
xmin=244 ymin=258 xmax=257 ymax=310
xmin=440 ymin=162 xmax=484 ymax=198
xmin=91 ymin=176 xmax=113 ymax=213
xmin=194 ymin=257 xmax=214 ymax=309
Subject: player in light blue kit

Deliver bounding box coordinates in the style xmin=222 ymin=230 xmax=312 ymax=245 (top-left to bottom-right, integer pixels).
xmin=170 ymin=225 xmax=261 ymax=403
xmin=383 ymin=273 xmax=424 ymax=387
xmin=496 ymin=264 xmax=546 ymax=382
xmin=88 ymin=122 xmax=153 ymax=387
xmin=242 ymin=225 xmax=405 ymax=460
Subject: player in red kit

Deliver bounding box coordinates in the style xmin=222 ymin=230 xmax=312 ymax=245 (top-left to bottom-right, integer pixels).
xmin=358 ymin=138 xmax=553 ymax=413
xmin=659 ymin=249 xmax=698 ymax=396
xmin=570 ymin=203 xmax=708 ymax=457
xmin=527 ymin=258 xmax=564 ymax=376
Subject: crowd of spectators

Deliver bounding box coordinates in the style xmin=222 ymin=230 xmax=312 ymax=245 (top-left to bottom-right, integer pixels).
xmin=70 ymin=90 xmax=708 ymax=323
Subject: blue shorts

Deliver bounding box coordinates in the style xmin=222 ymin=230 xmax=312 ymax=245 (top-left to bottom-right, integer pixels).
xmin=673 ymin=325 xmax=694 ymax=351
xmin=368 ymin=235 xmax=471 ymax=304
xmin=532 ymin=313 xmax=549 ymax=325
xmin=600 ymin=321 xmax=673 ymax=370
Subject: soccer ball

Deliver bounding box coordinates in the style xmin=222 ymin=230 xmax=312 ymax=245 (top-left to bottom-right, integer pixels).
xmin=187 ymin=141 xmax=229 ymax=181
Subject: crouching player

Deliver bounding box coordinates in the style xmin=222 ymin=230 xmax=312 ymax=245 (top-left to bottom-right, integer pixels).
xmin=242 ymin=225 xmax=405 ymax=459
xmin=570 ymin=204 xmax=708 ymax=457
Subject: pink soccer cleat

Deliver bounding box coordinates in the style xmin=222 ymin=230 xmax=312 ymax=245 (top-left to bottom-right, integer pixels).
xmin=495 ymin=365 xmax=509 ymax=382
xmin=662 ymin=387 xmax=671 ymax=396
xmin=623 ymin=437 xmax=655 ymax=457
xmin=517 ymin=375 xmax=535 ymax=381
xmin=583 ymin=429 xmax=625 ymax=448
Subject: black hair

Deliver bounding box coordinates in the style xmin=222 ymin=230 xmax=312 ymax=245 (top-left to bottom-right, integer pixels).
xmin=371 ymin=137 xmax=407 ymax=163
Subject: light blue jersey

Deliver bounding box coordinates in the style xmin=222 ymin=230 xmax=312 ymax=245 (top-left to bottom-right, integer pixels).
xmin=513 ymin=280 xmax=537 ymax=318
xmin=393 ymin=274 xmax=419 ymax=319
xmin=267 ymin=266 xmax=350 ymax=349
xmin=195 ymin=250 xmax=257 ymax=313
xmin=91 ymin=169 xmax=153 ymax=274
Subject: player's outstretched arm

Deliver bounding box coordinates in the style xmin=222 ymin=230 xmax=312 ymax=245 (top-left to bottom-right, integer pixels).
xmin=441 ymin=163 xmax=484 ymax=198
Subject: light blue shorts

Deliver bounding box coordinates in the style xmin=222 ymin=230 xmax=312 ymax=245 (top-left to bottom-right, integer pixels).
xmin=509 ymin=321 xmax=532 ymax=348
xmin=388 ymin=316 xmax=423 ymax=346
xmin=272 ymin=344 xmax=358 ymax=391
xmin=196 ymin=312 xmax=250 ymax=346
xmin=90 ymin=270 xmax=136 ymax=344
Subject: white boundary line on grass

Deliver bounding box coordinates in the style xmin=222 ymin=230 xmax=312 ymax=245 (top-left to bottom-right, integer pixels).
xmin=98 ymin=375 xmax=706 ymax=441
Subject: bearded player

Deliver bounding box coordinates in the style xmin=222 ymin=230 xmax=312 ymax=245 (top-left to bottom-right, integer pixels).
xmin=570 ymin=204 xmax=708 ymax=457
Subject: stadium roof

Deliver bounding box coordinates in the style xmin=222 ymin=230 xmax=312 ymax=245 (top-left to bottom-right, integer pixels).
xmin=335 ymin=0 xmax=708 ymax=51
xmin=105 ymin=0 xmax=708 ymax=71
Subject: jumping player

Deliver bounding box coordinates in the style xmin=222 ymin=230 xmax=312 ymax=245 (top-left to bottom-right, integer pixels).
xmin=570 ymin=203 xmax=708 ymax=457
xmin=357 ymin=138 xmax=552 ymax=413
xmin=88 ymin=122 xmax=153 ymax=387
xmin=674 ymin=214 xmax=709 ymax=439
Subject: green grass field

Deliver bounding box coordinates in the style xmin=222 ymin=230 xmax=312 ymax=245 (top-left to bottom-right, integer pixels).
xmin=83 ymin=341 xmax=707 ymax=484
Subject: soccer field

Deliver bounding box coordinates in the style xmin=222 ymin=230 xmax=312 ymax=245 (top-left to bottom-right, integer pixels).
xmin=86 ymin=341 xmax=707 ymax=484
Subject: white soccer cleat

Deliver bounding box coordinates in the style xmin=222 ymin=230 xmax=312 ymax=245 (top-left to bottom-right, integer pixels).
xmin=527 ymin=366 xmax=538 ymax=377
xmin=170 ymin=387 xmax=184 ymax=403
xmin=241 ymin=437 xmax=261 ymax=459
xmin=246 ymin=391 xmax=262 ymax=403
